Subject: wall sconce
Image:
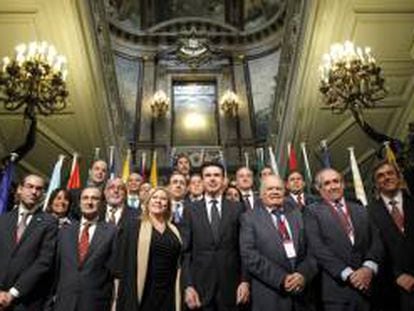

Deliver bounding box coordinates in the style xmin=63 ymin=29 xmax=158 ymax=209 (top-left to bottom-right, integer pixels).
xmin=151 ymin=90 xmax=169 ymax=118
xmin=220 ymin=90 xmax=239 ymax=117
xmin=0 ymin=41 xmax=69 ymax=163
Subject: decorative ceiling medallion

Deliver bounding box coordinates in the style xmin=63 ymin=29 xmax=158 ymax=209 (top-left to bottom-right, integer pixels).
xmin=176 ymin=28 xmax=212 ymax=68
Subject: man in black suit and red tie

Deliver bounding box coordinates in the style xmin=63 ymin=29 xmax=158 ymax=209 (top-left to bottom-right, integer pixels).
xmin=182 ymin=162 xmax=250 ymax=311
xmin=53 ymin=186 xmax=117 ymax=311
xmin=369 ymin=161 xmax=414 ymax=311
xmin=285 ymin=171 xmax=318 ymax=212
xmin=0 ymin=174 xmax=58 ymax=310
xmin=304 ymin=168 xmax=383 ymax=311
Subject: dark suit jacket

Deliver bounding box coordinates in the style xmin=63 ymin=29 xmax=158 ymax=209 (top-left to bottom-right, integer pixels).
xmin=53 ymin=220 xmax=117 ymax=311
xmin=182 ymin=198 xmax=248 ymax=307
xmin=240 ymin=202 xmax=316 ymax=311
xmin=285 ymin=193 xmax=319 ymax=211
xmin=368 ymin=193 xmax=414 ymax=311
xmin=304 ymin=200 xmax=383 ymax=305
xmin=0 ymin=208 xmax=58 ymax=310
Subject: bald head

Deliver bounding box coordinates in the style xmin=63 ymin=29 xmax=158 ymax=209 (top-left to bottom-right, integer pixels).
xmin=260 ymin=175 xmax=285 ymax=208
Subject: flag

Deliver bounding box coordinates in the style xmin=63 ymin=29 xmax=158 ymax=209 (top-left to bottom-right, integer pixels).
xmin=140 ymin=152 xmax=147 ymax=180
xmin=300 ymin=142 xmax=313 ymax=191
xmin=0 ymin=153 xmax=17 ymax=214
xmin=170 ymin=147 xmax=176 ymax=171
xmin=94 ymin=147 xmax=101 ymax=161
xmin=384 ymin=141 xmax=399 ymax=169
xmin=320 ymin=139 xmax=332 ymax=168
xmin=67 ymin=153 xmax=81 ymax=189
xmin=256 ymin=148 xmax=264 ymax=175
xmin=268 ymin=146 xmax=280 ymax=176
xmin=219 ymin=150 xmax=227 ymax=177
xmin=43 ymin=155 xmax=65 ymax=210
xmin=348 ymin=147 xmax=368 ymax=206
xmin=287 ymin=142 xmax=298 ymax=172
xmin=121 ymin=149 xmax=131 ymax=183
xmin=244 ymin=152 xmax=250 ymax=168
xmin=108 ymin=146 xmax=115 ymax=180
xmin=149 ymin=151 xmax=158 ymax=188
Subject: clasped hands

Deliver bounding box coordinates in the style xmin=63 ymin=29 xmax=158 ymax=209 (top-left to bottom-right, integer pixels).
xmin=284 ymin=272 xmax=305 ymax=293
xmin=348 ymin=267 xmax=373 ymax=292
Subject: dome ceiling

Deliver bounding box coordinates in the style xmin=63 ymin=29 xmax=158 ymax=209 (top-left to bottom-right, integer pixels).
xmin=106 ymin=0 xmax=284 ymax=33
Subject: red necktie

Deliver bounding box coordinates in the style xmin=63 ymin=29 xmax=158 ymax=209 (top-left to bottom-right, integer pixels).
xmin=334 ymin=202 xmax=353 ymax=239
xmin=78 ymin=223 xmax=90 ymax=265
xmin=297 ymin=193 xmax=305 ymax=208
xmin=272 ymin=210 xmax=290 ymax=241
xmin=389 ymin=200 xmax=404 ymax=233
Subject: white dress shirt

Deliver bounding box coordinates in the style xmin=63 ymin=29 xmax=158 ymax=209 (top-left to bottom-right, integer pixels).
xmin=381 ymin=190 xmax=403 ymax=216
xmin=79 ymin=217 xmax=98 ymax=243
xmin=241 ymin=190 xmax=255 ymax=209
xmin=105 ymin=205 xmax=123 ymax=225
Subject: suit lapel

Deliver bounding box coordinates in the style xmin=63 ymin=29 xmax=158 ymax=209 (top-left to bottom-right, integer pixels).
xmin=6 ymin=209 xmax=18 ymax=253
xmin=285 ymin=209 xmax=300 ymax=252
xmin=85 ymin=222 xmax=104 ymax=264
xmin=16 ymin=210 xmax=42 ymax=246
xmin=258 ymin=205 xmax=284 ymax=249
xmin=70 ymin=222 xmax=81 ymax=266
xmin=323 ymin=201 xmax=353 ymax=248
xmin=218 ymin=199 xmax=230 ymax=242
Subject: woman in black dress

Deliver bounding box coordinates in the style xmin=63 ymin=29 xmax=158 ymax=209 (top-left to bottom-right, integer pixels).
xmin=114 ymin=187 xmax=182 ymax=311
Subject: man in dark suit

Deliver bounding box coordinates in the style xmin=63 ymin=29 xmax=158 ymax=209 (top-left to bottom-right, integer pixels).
xmin=304 ymin=168 xmax=383 ymax=311
xmin=168 ymin=172 xmax=188 ymax=231
xmin=182 ymin=162 xmax=250 ymax=311
xmin=285 ymin=171 xmax=318 ymax=211
xmin=70 ymin=159 xmax=108 ymax=220
xmin=53 ymin=186 xmax=117 ymax=311
xmin=0 ymin=174 xmax=58 ymax=310
xmin=369 ymin=161 xmax=414 ymax=311
xmin=240 ymin=175 xmax=316 ymax=311
xmin=187 ymin=173 xmax=204 ymax=203
xmin=101 ymin=177 xmax=139 ymax=229
xmin=126 ymin=172 xmax=143 ymax=211
xmin=235 ymin=167 xmax=258 ymax=210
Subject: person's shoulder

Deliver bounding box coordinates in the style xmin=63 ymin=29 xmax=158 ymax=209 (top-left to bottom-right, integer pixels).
xmin=35 ymin=211 xmax=58 ymax=226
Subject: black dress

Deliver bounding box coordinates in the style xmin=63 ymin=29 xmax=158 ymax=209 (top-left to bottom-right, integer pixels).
xmin=140 ymin=227 xmax=181 ymax=311
xmin=115 ymin=222 xmax=181 ymax=311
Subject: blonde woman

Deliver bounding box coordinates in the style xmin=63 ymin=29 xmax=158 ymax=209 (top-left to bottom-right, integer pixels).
xmin=114 ymin=187 xmax=182 ymax=311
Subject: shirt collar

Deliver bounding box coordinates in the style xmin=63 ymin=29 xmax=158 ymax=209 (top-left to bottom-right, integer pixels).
xmin=380 ymin=190 xmax=402 ymax=206
xmin=205 ymin=194 xmax=222 ymax=203
xmin=80 ymin=216 xmax=98 ymax=226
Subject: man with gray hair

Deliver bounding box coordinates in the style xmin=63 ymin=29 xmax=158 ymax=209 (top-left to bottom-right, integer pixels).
xmin=304 ymin=168 xmax=383 ymax=311
xmin=240 ymin=175 xmax=316 ymax=311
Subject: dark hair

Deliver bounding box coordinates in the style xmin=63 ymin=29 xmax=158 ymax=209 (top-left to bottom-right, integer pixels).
xmin=235 ymin=166 xmax=253 ymax=176
xmin=224 ymin=185 xmax=243 ymax=202
xmin=175 ymin=153 xmax=192 ymax=167
xmin=286 ymin=170 xmax=304 ymax=180
xmin=19 ymin=174 xmax=44 ymax=187
xmin=200 ymin=162 xmax=225 ymax=177
xmin=168 ymin=171 xmax=188 ymax=185
xmin=45 ymin=188 xmax=71 ymax=215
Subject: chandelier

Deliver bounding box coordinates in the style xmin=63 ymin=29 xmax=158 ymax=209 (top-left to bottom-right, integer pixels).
xmin=220 ymin=90 xmax=240 ymax=117
xmin=319 ymin=41 xmax=387 ymax=114
xmin=151 ymin=90 xmax=169 ymax=118
xmin=0 ymin=41 xmax=69 ymax=119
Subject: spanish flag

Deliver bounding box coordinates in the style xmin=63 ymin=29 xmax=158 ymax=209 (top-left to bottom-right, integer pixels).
xmin=67 ymin=153 xmax=81 ymax=189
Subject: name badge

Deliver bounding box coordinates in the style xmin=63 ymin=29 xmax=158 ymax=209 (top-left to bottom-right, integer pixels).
xmin=283 ymin=240 xmax=296 ymax=259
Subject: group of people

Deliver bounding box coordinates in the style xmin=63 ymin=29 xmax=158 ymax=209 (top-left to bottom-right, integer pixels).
xmin=0 ymin=153 xmax=413 ymax=311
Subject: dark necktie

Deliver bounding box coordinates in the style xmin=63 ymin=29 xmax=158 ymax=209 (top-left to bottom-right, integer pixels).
xmin=389 ymin=199 xmax=404 ymax=233
xmin=173 ymin=203 xmax=182 ymax=224
xmin=272 ymin=209 xmax=290 ymax=241
xmin=210 ymin=199 xmax=220 ymax=242
xmin=16 ymin=212 xmax=29 ymax=243
xmin=78 ymin=223 xmax=91 ymax=266
xmin=334 ymin=201 xmax=353 ymax=239
xmin=297 ymin=193 xmax=305 ymax=208
xmin=243 ymin=194 xmax=252 ymax=209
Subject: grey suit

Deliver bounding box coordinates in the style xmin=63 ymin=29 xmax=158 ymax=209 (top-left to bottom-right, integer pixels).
xmin=53 ymin=220 xmax=117 ymax=311
xmin=240 ymin=202 xmax=316 ymax=311
xmin=304 ymin=200 xmax=383 ymax=311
